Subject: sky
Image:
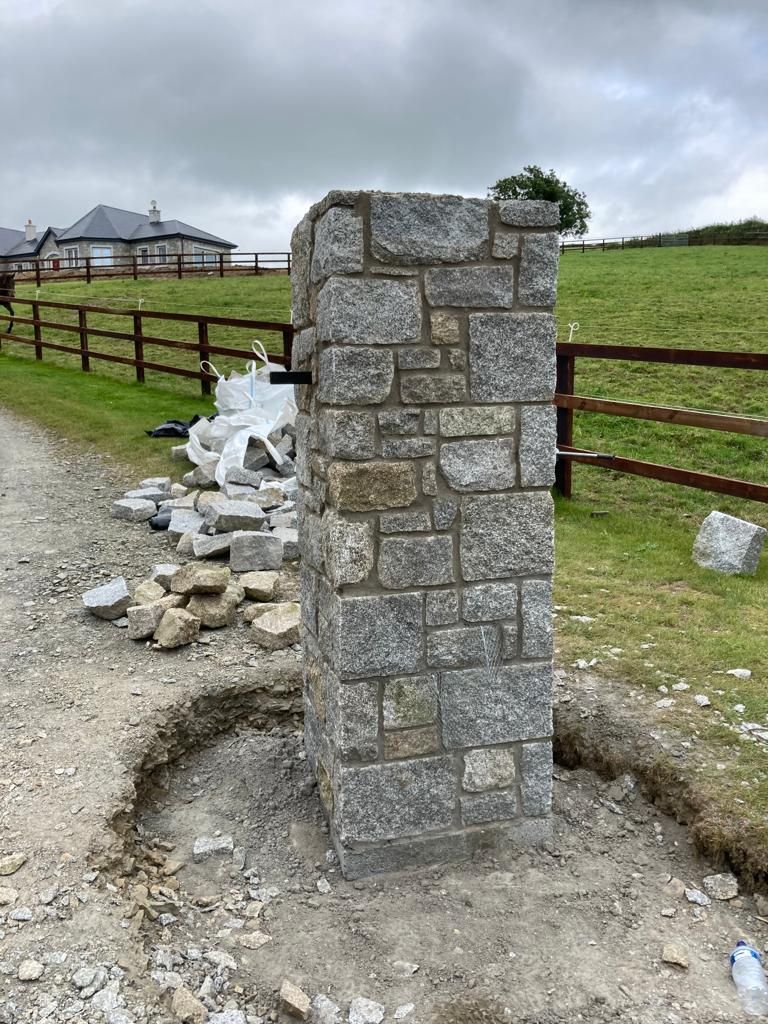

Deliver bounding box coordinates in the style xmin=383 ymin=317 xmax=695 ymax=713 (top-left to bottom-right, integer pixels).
xmin=1 ymin=0 xmax=766 ymax=251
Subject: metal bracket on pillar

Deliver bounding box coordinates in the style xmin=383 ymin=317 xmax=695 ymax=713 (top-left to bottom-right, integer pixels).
xmin=269 ymin=371 xmax=313 ymax=384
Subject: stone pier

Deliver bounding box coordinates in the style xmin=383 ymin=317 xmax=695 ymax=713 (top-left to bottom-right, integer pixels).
xmin=292 ymin=190 xmax=559 ymax=877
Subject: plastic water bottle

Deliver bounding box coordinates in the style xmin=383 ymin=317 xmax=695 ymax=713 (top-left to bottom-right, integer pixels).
xmin=731 ymin=941 xmax=768 ymax=1016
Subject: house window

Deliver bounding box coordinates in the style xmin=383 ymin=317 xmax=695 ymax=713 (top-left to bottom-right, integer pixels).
xmin=138 ymin=246 xmax=150 ymax=265
xmin=193 ymin=246 xmax=217 ymax=265
xmin=14 ymin=263 xmax=23 ymax=271
xmin=155 ymin=244 xmax=167 ymax=264
xmin=91 ymin=245 xmax=113 ymax=267
xmin=65 ymin=247 xmax=79 ymax=268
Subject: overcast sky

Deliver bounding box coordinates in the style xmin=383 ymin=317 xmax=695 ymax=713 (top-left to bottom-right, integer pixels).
xmin=1 ymin=0 xmax=765 ymax=251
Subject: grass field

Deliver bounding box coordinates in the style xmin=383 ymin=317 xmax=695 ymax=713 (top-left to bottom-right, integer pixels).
xmin=1 ymin=246 xmax=767 ymax=836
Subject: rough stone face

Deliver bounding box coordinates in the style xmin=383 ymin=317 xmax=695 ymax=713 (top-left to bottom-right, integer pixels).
xmin=378 ymin=536 xmax=454 ymax=588
xmin=250 ymin=602 xmax=301 ymax=650
xmin=381 ymin=437 xmax=436 ymax=458
xmin=519 ymin=405 xmax=557 ymax=487
xmin=463 ymin=581 xmax=518 ymax=622
xmin=461 ymin=790 xmax=518 ymax=825
xmin=311 ymin=206 xmax=364 ymax=283
xmin=329 ymin=681 xmax=379 ymax=761
xmin=186 ymin=592 xmax=238 ymax=628
xmin=519 ymin=233 xmax=560 ymax=306
xmin=318 ymin=410 xmax=376 ymax=460
xmin=469 ymin=312 xmax=556 ymax=402
xmin=82 ymin=577 xmax=132 ymax=620
xmin=425 ymin=590 xmax=459 ymax=625
xmin=383 ymin=676 xmax=438 ymax=728
xmin=330 ymin=593 xmax=423 ymax=679
xmin=167 ymin=508 xmax=205 ymax=541
xmin=191 ymin=533 xmax=232 ymax=559
xmin=424 ymin=267 xmax=514 ymax=308
xmin=378 ymin=409 xmax=421 ymax=435
xmin=322 ymin=512 xmax=374 ymax=586
xmin=154 ymin=608 xmax=201 ymax=648
xmin=171 ymin=563 xmax=231 ymax=595
xmin=461 ymin=492 xmax=554 ymax=579
xmin=229 ymin=531 xmax=283 ymax=572
xmin=441 ymin=664 xmax=552 ymax=747
xmin=370 ymin=193 xmax=490 ymax=264
xmin=692 ymin=511 xmax=766 ymax=575
xmin=203 ymin=500 xmax=266 ymax=532
xmin=317 ymin=347 xmax=394 ymax=406
xmin=127 ymin=602 xmax=166 ymax=640
xmin=316 ymin=277 xmax=421 ymax=345
xmin=111 ymin=498 xmax=156 ymax=522
xmin=151 ymin=563 xmax=180 ymax=589
xmin=279 ymin=978 xmax=312 ymax=1020
xmin=432 ymin=499 xmax=458 ymax=530
xmin=398 ymin=347 xmax=441 ymax=370
xmin=170 ymin=985 xmax=208 ymax=1023
xmin=133 ymin=580 xmax=166 ymax=605
xmin=240 ymin=570 xmax=279 ymax=601
xmin=379 ymin=510 xmax=431 ymax=533
xmin=192 ymin=834 xmax=234 ymax=862
xmin=492 ymin=232 xmax=519 ymax=259
xmin=426 ymin=625 xmax=495 ymax=668
xmin=384 ymin=726 xmax=440 ymax=759
xmin=337 ymin=757 xmax=456 ymax=843
xmin=520 ymin=741 xmax=553 ymax=815
xmin=498 ymin=199 xmax=559 ymax=227
xmin=521 ymin=579 xmax=553 ymax=658
xmin=463 ymin=748 xmax=517 ymax=791
xmin=273 ymin=526 xmax=300 ymax=560
xmin=400 ymin=374 xmax=466 ymax=405
xmin=440 ymin=406 xmax=515 ymax=437
xmin=439 ymin=439 xmax=516 ymax=491
xmin=328 ymin=461 xmax=417 ymax=511
xmin=124 ymin=486 xmax=166 ymax=503
xmin=291 ymin=214 xmax=312 ymax=328
xmin=430 ymin=311 xmax=460 ymax=345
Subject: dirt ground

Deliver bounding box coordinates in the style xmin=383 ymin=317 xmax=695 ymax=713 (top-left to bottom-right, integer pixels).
xmin=0 ymin=408 xmax=766 ymax=1024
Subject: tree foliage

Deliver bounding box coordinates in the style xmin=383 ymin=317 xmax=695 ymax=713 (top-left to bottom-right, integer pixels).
xmin=489 ymin=165 xmax=591 ymax=237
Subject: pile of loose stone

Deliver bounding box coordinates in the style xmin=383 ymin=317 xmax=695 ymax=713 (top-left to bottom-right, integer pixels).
xmin=82 ymin=562 xmax=300 ymax=652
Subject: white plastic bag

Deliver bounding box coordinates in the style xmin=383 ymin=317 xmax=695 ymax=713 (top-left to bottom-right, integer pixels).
xmin=186 ymin=342 xmax=297 ymax=486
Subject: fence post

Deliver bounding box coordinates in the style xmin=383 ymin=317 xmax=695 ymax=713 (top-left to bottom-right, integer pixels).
xmin=35 ymin=260 xmax=41 ymax=288
xmin=282 ymin=325 xmax=294 ymax=368
xmin=219 ymin=253 xmax=225 ymax=278
xmin=621 ymin=237 xmax=625 ymax=250
xmin=198 ymin=321 xmax=211 ymax=396
xmin=78 ymin=309 xmax=90 ymax=372
xmin=254 ymin=253 xmax=260 ymax=275
xmin=554 ymin=351 xmax=575 ymax=499
xmin=85 ymin=257 xmax=92 ymax=284
xmin=132 ymin=255 xmax=138 ymax=281
xmin=287 ymin=251 xmax=291 ymax=274
xmin=32 ymin=299 xmax=42 ymax=360
xmin=133 ymin=313 xmax=145 ymax=383
xmin=177 ymin=253 xmax=183 ymax=280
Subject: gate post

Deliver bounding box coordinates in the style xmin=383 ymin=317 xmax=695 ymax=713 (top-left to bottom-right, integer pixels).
xmin=292 ymin=191 xmax=559 ymax=877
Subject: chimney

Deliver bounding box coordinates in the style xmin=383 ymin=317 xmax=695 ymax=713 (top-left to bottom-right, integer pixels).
xmin=25 ymin=219 xmax=36 ymax=242
xmin=148 ymin=200 xmax=161 ymax=224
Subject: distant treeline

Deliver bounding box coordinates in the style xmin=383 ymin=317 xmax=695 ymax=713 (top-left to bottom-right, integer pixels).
xmin=562 ymin=218 xmax=768 ymax=252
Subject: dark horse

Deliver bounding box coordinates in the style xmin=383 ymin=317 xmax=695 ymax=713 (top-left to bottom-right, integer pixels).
xmin=0 ymin=271 xmax=14 ymax=333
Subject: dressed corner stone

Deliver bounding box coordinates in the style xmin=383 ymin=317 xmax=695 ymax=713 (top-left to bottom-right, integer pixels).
xmin=520 ymin=741 xmax=553 ymax=815
xmin=519 ymin=405 xmax=557 ymax=487
xmin=498 ymin=199 xmax=560 ymax=227
xmin=441 ymin=664 xmax=552 ymax=746
xmin=692 ymin=510 xmax=766 ymax=575
xmin=521 ymin=579 xmax=554 ymax=657
xmin=519 ymin=233 xmax=560 ymax=307
xmin=330 ymin=593 xmax=423 ymax=678
xmin=461 ymin=789 xmax=518 ymax=825
xmin=378 ymin=536 xmax=454 ymax=588
xmin=327 ymin=461 xmax=417 ymax=512
xmin=460 ymin=492 xmax=554 ymax=579
xmin=469 ymin=312 xmax=556 ymax=402
xmin=290 ymin=215 xmax=313 ymax=329
xmin=369 ymin=193 xmax=490 ymax=265
xmin=310 ymin=206 xmax=364 ymax=283
xmin=328 ymin=680 xmax=379 ymax=761
xmin=322 ymin=512 xmax=374 ymax=586
xmin=318 ymin=409 xmax=376 ymax=460
xmin=424 ymin=266 xmax=514 ymax=308
xmin=316 ymin=347 xmax=394 ymax=406
xmin=439 ymin=439 xmax=516 ymax=491
xmin=337 ymin=757 xmax=456 ymax=843
xmin=316 ymin=277 xmax=421 ymax=345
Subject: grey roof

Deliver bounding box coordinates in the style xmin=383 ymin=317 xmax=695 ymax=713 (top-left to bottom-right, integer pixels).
xmin=0 ymin=227 xmax=24 ymax=256
xmin=56 ymin=204 xmax=235 ymax=248
xmin=2 ymin=227 xmax=61 ymax=259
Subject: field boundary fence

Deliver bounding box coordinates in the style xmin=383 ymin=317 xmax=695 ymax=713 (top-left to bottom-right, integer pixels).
xmin=560 ymin=230 xmax=768 ymax=254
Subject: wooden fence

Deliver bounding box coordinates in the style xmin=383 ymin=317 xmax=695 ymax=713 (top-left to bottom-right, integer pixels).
xmin=9 ymin=251 xmax=291 ymax=286
xmin=555 ymin=342 xmax=768 ymax=503
xmin=0 ymin=294 xmax=292 ymax=396
xmin=561 ymin=231 xmax=768 ymax=254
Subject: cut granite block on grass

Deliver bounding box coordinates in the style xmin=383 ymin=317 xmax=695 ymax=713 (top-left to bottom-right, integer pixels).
xmin=82 ymin=577 xmax=132 ymax=620
xmin=692 ymin=510 xmax=767 ymax=575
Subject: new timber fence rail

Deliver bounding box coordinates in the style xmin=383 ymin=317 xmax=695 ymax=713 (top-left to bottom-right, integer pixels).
xmin=555 ymin=342 xmax=768 ymax=503
xmin=0 ymin=294 xmax=293 ymax=396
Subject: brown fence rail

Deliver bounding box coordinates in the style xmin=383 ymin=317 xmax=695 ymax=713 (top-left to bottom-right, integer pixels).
xmin=8 ymin=251 xmax=291 ymax=286
xmin=561 ymin=231 xmax=768 ymax=254
xmin=0 ymin=294 xmax=292 ymax=396
xmin=555 ymin=342 xmax=768 ymax=503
